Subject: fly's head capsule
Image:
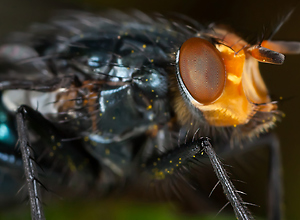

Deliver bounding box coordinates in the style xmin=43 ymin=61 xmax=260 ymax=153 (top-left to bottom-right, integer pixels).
xmin=175 ymin=29 xmax=286 ymax=136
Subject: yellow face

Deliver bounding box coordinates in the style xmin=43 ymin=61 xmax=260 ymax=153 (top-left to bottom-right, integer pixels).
xmin=176 ymin=29 xmax=284 ymax=129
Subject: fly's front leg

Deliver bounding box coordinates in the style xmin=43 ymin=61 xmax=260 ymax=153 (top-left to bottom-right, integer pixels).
xmin=243 ymin=133 xmax=282 ymax=220
xmin=13 ymin=104 xmax=101 ymax=220
xmin=0 ymin=73 xmax=78 ymax=220
xmin=16 ymin=106 xmax=45 ymax=220
xmin=216 ymin=133 xmax=283 ymax=220
xmin=200 ymin=138 xmax=253 ymax=220
xmin=141 ymin=136 xmax=254 ymax=219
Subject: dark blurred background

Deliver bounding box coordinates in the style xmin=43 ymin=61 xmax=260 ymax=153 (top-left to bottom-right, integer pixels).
xmin=0 ymin=0 xmax=299 ymax=219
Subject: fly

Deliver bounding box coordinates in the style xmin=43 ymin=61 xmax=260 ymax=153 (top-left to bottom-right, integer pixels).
xmin=0 ymin=10 xmax=299 ymax=220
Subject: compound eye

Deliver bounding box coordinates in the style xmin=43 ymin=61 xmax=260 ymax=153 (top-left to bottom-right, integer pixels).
xmin=178 ymin=37 xmax=226 ymax=104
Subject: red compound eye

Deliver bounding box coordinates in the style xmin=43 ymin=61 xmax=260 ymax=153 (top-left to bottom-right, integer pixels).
xmin=178 ymin=37 xmax=226 ymax=104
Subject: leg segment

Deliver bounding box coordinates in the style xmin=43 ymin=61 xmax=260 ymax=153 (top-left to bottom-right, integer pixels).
xmin=16 ymin=106 xmax=45 ymax=220
xmin=257 ymin=134 xmax=282 ymax=220
xmin=142 ymin=136 xmax=254 ymax=219
xmin=201 ymin=138 xmax=253 ymax=220
xmin=15 ymin=105 xmax=100 ymax=220
xmin=215 ymin=133 xmax=283 ymax=220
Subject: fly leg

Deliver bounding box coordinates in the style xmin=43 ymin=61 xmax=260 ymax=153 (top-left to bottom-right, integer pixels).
xmin=199 ymin=138 xmax=253 ymax=220
xmin=16 ymin=106 xmax=45 ymax=220
xmin=142 ymin=136 xmax=254 ymax=219
xmin=0 ymin=75 xmax=75 ymax=92
xmin=242 ymin=133 xmax=282 ymax=220
xmin=217 ymin=133 xmax=283 ymax=220
xmin=14 ymin=104 xmax=100 ymax=220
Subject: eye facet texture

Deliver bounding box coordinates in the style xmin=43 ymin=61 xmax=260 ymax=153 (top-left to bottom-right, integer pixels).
xmin=178 ymin=38 xmax=226 ymax=104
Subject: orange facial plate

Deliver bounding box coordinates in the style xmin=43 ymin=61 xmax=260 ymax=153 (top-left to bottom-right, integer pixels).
xmin=191 ymin=44 xmax=274 ymax=127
